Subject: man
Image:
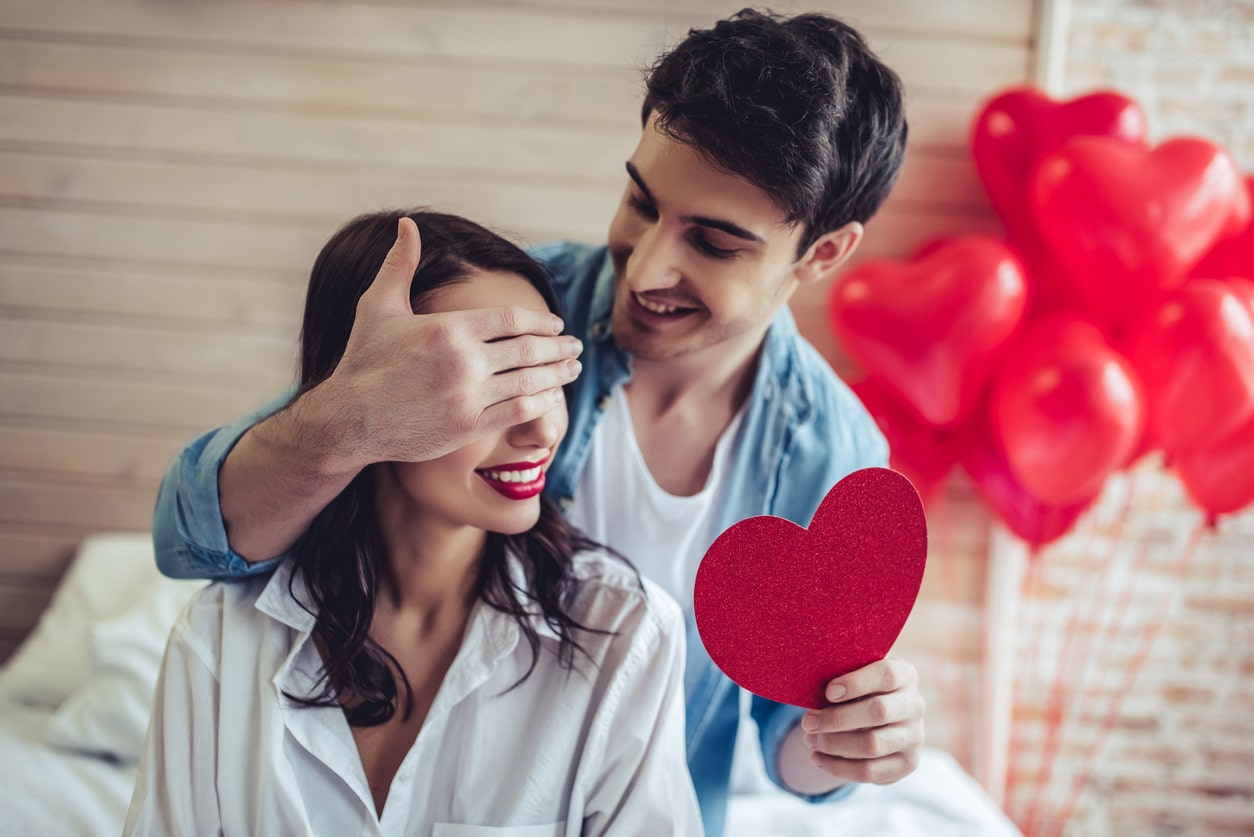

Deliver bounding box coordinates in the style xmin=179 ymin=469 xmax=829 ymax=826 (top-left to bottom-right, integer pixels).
xmin=155 ymin=10 xmax=924 ymax=836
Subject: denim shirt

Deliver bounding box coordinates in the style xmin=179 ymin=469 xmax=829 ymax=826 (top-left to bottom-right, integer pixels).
xmin=153 ymin=241 xmax=888 ymax=837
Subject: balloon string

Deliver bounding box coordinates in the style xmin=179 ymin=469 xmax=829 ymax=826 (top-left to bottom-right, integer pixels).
xmin=1020 ymin=477 xmax=1134 ymax=832
xmin=935 ymin=490 xmax=960 ymax=604
xmin=1005 ymin=543 xmax=1049 ymax=820
xmin=1044 ymin=520 xmax=1205 ymax=836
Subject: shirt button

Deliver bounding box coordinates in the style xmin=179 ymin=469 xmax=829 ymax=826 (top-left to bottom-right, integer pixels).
xmin=596 ymin=394 xmax=612 ymax=411
xmin=559 ymin=496 xmax=574 ymax=511
xmin=590 ymin=322 xmax=607 ymax=338
xmin=397 ymin=768 xmax=414 ymax=782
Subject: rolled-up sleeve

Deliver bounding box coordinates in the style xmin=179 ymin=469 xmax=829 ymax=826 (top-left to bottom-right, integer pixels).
xmin=153 ymin=397 xmax=289 ymax=579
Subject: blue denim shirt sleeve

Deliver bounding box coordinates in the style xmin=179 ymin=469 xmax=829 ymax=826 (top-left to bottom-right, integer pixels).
xmin=153 ymin=394 xmax=292 ymax=579
xmin=751 ymin=695 xmax=859 ymax=804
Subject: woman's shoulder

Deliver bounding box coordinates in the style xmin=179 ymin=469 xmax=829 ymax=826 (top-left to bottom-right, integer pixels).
xmin=566 ymin=551 xmax=685 ymax=640
xmin=172 ymin=574 xmax=278 ymax=666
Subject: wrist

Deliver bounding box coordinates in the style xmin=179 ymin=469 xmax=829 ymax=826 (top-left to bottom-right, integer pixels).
xmin=778 ymin=722 xmax=851 ymax=797
xmin=271 ymin=384 xmax=371 ymax=481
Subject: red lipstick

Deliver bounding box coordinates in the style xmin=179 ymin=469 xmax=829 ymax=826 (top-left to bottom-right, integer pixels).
xmin=476 ymin=458 xmax=548 ymax=501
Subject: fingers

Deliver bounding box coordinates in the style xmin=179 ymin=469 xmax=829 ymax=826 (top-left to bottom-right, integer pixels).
xmin=361 ymin=217 xmax=424 ymax=312
xmin=804 ymin=718 xmax=924 ymax=760
xmin=484 ymin=333 xmax=583 ymax=379
xmin=482 ymin=357 xmax=583 ymax=408
xmin=801 ymin=687 xmax=925 ymax=735
xmin=824 ymin=658 xmax=917 ymax=704
xmin=477 ymin=387 xmax=569 ymax=434
xmin=809 ymin=749 xmax=921 ymax=785
xmin=464 ymin=305 xmax=566 ymax=341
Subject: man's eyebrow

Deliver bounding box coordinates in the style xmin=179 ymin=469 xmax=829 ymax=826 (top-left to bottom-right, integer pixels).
xmin=625 ymin=161 xmax=765 ymax=244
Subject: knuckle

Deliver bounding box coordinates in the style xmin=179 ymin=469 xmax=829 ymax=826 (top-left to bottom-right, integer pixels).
xmin=515 ymin=369 xmax=540 ymax=395
xmin=516 ymin=336 xmax=538 ymax=366
xmin=863 ymin=729 xmax=890 ymax=759
xmin=866 ymin=698 xmax=891 ymax=726
xmin=498 ymin=307 xmax=520 ymax=332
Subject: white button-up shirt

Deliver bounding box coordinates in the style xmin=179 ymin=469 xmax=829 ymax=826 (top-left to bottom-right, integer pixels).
xmin=125 ymin=553 xmax=702 ymax=836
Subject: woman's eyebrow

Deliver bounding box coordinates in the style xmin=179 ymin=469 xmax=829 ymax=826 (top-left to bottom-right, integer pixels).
xmin=625 ymin=161 xmax=765 ymax=244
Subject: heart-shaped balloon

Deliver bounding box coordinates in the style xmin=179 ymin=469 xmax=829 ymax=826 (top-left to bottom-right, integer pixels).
xmin=1192 ymin=175 xmax=1254 ymax=281
xmin=990 ymin=316 xmax=1145 ymax=505
xmin=1176 ymin=414 xmax=1254 ymax=521
xmin=1125 ymin=279 xmax=1254 ymax=458
xmin=828 ymin=235 xmax=1028 ymax=428
xmin=693 ymin=468 xmax=927 ymax=709
xmin=958 ymin=410 xmax=1096 ymax=549
xmin=849 ymin=377 xmax=956 ymax=499
xmin=1032 ymin=136 xmax=1249 ymax=331
xmin=972 ymin=87 xmax=1148 ymax=247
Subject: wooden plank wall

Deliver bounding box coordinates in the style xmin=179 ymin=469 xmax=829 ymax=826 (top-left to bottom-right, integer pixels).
xmin=0 ymin=0 xmax=1036 ymax=759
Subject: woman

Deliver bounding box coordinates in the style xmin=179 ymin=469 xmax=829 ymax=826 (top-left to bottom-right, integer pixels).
xmin=125 ymin=210 xmax=701 ymax=836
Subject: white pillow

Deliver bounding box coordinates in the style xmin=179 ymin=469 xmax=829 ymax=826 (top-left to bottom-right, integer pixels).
xmin=45 ymin=571 xmax=206 ymax=762
xmin=0 ymin=533 xmax=168 ymax=707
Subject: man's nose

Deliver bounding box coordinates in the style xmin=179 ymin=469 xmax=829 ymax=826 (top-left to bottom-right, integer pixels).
xmin=624 ymin=224 xmax=682 ymax=293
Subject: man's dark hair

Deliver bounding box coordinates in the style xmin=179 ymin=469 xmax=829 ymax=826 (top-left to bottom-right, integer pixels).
xmin=642 ymin=8 xmax=908 ymax=256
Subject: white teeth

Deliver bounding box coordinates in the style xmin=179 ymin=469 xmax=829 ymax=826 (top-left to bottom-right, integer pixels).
xmin=481 ymin=466 xmax=542 ymax=484
xmin=635 ymin=293 xmax=682 ymax=315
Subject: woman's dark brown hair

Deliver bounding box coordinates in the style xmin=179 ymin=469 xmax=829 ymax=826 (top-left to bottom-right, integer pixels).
xmin=287 ymin=209 xmax=608 ymax=726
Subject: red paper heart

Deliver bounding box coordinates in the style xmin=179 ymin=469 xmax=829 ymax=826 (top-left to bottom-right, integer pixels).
xmin=828 ymin=235 xmax=1028 ymax=428
xmin=693 ymin=468 xmax=927 ymax=709
xmin=1032 ymin=136 xmax=1248 ymax=330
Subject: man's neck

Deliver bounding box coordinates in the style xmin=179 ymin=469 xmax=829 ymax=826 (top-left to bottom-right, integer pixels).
xmin=627 ymin=334 xmax=764 ymax=422
xmin=622 ymin=336 xmax=765 ymax=496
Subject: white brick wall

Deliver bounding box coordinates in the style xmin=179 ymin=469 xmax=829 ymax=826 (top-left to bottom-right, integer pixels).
xmin=1002 ymin=3 xmax=1254 ymax=834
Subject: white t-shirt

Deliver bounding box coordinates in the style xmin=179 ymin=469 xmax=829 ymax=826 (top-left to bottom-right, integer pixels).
xmin=124 ymin=553 xmax=702 ymax=837
xmin=568 ymin=385 xmax=746 ymax=611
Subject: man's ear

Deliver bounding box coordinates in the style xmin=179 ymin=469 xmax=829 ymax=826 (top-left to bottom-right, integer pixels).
xmin=793 ymin=222 xmax=864 ymax=285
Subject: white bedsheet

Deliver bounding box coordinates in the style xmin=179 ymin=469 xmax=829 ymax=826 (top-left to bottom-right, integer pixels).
xmin=0 ymin=698 xmax=1019 ymax=837
xmin=727 ymin=748 xmax=1023 ymax=837
xmin=0 ymin=700 xmax=138 ymax=837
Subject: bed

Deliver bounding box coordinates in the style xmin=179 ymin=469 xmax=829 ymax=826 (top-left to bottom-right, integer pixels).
xmin=0 ymin=533 xmax=1022 ymax=836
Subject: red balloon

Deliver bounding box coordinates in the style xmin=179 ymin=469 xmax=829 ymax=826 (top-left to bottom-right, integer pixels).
xmin=1229 ymin=277 xmax=1254 ymax=314
xmin=990 ymin=316 xmax=1145 ymax=505
xmin=849 ymin=377 xmax=956 ymax=498
xmin=1032 ymin=137 xmax=1249 ymax=331
xmin=972 ymin=87 xmax=1148 ymax=247
xmin=958 ymin=411 xmax=1095 ymax=548
xmin=1193 ymin=175 xmax=1254 ymax=280
xmin=1176 ymin=415 xmax=1254 ymax=520
xmin=828 ymin=235 xmax=1029 ymax=428
xmin=1125 ymin=279 xmax=1254 ymax=458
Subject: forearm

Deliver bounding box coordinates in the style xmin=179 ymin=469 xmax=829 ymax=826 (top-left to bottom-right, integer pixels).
xmin=777 ymin=722 xmax=850 ymax=796
xmin=219 ymin=388 xmax=366 ymax=562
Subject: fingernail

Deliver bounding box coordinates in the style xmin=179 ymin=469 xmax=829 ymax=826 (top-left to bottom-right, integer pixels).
xmin=569 ymin=337 xmax=583 ymax=355
xmin=827 ymin=684 xmax=847 ymax=701
xmin=804 ymin=733 xmax=817 ymax=748
xmin=396 ymin=218 xmax=407 ymax=241
xmin=550 ymin=315 xmax=565 ymax=332
xmin=801 ymin=713 xmax=818 ymax=732
xmin=567 ymin=360 xmax=582 ymax=376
